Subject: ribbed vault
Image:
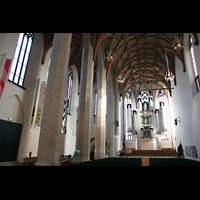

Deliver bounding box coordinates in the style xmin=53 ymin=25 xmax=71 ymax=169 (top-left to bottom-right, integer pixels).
xmin=41 ymin=33 xmax=199 ymax=98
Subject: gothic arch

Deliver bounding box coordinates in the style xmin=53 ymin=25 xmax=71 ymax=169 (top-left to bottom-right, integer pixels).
xmin=0 ymin=94 xmax=24 ymax=124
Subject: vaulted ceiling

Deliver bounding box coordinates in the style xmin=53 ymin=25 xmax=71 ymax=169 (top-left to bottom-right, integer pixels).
xmin=42 ymin=33 xmax=199 ymax=98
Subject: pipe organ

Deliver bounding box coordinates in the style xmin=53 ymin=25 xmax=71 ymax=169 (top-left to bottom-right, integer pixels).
xmin=132 ymin=110 xmax=137 ymax=135
xmin=155 ymin=109 xmax=160 ymax=134
xmin=127 ymin=104 xmax=132 ymax=133
xmin=159 ymin=102 xmax=165 ymax=133
xmin=125 ymin=91 xmax=168 ymax=149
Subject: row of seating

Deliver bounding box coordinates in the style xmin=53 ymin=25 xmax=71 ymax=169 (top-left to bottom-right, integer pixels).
xmin=66 ymin=157 xmax=142 ymax=166
xmin=130 ymin=150 xmax=178 ymax=157
xmin=149 ymin=158 xmax=200 ymax=166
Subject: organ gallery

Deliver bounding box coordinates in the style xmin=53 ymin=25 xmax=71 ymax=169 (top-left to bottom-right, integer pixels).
xmin=124 ymin=90 xmax=169 ymax=150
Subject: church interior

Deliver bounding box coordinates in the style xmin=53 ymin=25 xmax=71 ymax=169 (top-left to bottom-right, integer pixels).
xmin=1 ymin=33 xmax=200 ymax=166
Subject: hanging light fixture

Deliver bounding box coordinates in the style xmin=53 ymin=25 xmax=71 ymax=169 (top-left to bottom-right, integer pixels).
xmin=163 ymin=35 xmax=175 ymax=82
xmin=106 ymin=49 xmax=115 ymax=61
xmin=164 ymin=50 xmax=174 ymax=81
xmin=172 ymin=35 xmax=185 ymax=50
xmin=118 ymin=75 xmax=124 ymax=83
xmin=165 ymin=71 xmax=175 ymax=82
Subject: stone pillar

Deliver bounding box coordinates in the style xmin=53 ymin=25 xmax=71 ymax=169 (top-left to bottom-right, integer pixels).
xmin=36 ymin=33 xmax=72 ymax=166
xmin=95 ymin=43 xmax=106 ymax=159
xmin=76 ymin=33 xmax=94 ymax=162
xmin=106 ymin=67 xmax=114 ymax=156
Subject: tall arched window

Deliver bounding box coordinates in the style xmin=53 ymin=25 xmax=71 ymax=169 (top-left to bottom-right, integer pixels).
xmin=189 ymin=34 xmax=200 ymax=93
xmin=66 ymin=68 xmax=73 ymax=115
xmin=62 ymin=68 xmax=73 ymax=134
xmin=8 ymin=33 xmax=33 ymax=86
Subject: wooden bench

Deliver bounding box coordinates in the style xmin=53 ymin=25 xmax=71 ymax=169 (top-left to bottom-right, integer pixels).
xmin=23 ymin=154 xmax=75 ymax=166
xmin=59 ymin=155 xmax=75 ymax=165
xmin=23 ymin=156 xmax=37 ymax=166
xmin=130 ymin=150 xmax=178 ymax=157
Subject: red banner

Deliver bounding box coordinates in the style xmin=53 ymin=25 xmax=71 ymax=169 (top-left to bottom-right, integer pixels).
xmin=0 ymin=59 xmax=12 ymax=99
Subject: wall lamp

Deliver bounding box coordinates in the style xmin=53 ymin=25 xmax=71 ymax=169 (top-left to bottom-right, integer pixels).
xmin=115 ymin=120 xmax=119 ymax=127
xmin=174 ymin=117 xmax=181 ymax=126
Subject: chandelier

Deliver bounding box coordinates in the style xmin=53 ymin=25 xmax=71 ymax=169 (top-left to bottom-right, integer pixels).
xmin=106 ymin=49 xmax=115 ymax=61
xmin=165 ymin=51 xmax=174 ymax=81
xmin=172 ymin=35 xmax=185 ymax=50
xmin=165 ymin=71 xmax=175 ymax=82
xmin=163 ymin=35 xmax=175 ymax=82
xmin=118 ymin=75 xmax=124 ymax=83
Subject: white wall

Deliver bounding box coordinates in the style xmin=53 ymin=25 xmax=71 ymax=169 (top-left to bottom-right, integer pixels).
xmin=0 ymin=33 xmax=52 ymax=161
xmin=170 ymin=33 xmax=200 ymax=161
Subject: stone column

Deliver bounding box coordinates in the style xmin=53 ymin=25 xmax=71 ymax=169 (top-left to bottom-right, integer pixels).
xmin=106 ymin=66 xmax=114 ymax=156
xmin=36 ymin=33 xmax=72 ymax=166
xmin=76 ymin=33 xmax=94 ymax=162
xmin=95 ymin=43 xmax=106 ymax=159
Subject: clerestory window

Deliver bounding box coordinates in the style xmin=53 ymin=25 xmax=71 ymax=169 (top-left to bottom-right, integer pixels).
xmin=8 ymin=33 xmax=33 ymax=87
xmin=189 ymin=34 xmax=200 ymax=93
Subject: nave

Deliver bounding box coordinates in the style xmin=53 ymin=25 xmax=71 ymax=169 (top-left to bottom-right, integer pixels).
xmin=1 ymin=33 xmax=200 ymax=165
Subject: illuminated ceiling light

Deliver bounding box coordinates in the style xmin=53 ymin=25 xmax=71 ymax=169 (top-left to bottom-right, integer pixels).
xmin=106 ymin=49 xmax=115 ymax=62
xmin=165 ymin=71 xmax=175 ymax=82
xmin=118 ymin=75 xmax=124 ymax=83
xmin=172 ymin=35 xmax=185 ymax=50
